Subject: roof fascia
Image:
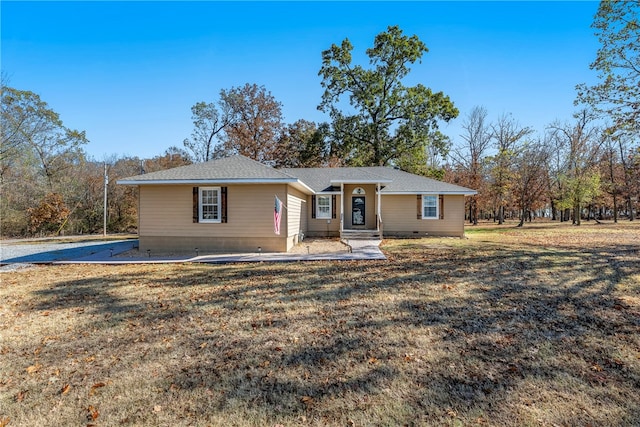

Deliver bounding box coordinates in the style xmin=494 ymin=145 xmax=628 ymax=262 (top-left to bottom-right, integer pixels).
xmin=329 ymin=179 xmax=393 ymax=184
xmin=117 ymin=178 xmax=299 ymax=186
xmin=382 ymin=190 xmax=478 ymax=196
xmin=118 ymin=177 xmax=315 ymax=195
xmin=290 ymin=180 xmax=315 ymax=195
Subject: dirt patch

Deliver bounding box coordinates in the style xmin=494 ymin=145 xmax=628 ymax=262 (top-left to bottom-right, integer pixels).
xmin=114 ymin=238 xmax=348 ymax=258
xmin=289 ymin=238 xmax=348 ymax=254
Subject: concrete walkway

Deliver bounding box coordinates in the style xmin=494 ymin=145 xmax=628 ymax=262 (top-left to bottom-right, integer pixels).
xmin=53 ymin=239 xmax=385 ymax=264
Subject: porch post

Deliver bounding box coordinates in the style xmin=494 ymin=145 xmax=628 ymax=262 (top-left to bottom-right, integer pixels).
xmin=340 ymin=182 xmax=344 ymax=233
xmin=377 ymin=182 xmax=381 ymax=232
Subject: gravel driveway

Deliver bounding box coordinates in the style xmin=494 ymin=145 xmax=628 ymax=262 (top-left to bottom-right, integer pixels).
xmin=0 ymin=239 xmax=137 ymax=264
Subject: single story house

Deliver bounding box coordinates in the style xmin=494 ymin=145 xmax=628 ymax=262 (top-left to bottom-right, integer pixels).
xmin=118 ymin=155 xmax=476 ymax=253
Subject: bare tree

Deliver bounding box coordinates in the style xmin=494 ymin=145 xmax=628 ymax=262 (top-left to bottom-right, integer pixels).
xmin=600 ymin=130 xmax=622 ymax=221
xmin=0 ymin=86 xmax=87 ymax=189
xmin=220 ymin=83 xmax=284 ymax=164
xmin=0 ymin=85 xmax=88 ymax=236
xmin=450 ymin=106 xmax=492 ymax=224
xmin=548 ymin=110 xmax=603 ymax=225
xmin=613 ymin=132 xmax=639 ymax=220
xmin=183 ymin=101 xmax=233 ymax=162
xmin=489 ymin=114 xmax=533 ymax=224
xmin=513 ymin=138 xmax=551 ymax=227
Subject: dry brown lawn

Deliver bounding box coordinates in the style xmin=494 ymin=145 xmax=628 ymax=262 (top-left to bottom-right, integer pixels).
xmin=1 ymin=221 xmax=639 ymax=426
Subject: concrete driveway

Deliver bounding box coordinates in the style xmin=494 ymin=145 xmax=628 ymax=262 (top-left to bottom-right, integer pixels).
xmin=0 ymin=238 xmax=137 ymax=264
xmin=1 ymin=238 xmax=385 ymax=266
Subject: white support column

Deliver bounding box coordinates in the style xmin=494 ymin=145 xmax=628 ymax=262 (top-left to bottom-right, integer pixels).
xmin=377 ymin=182 xmax=381 ymax=231
xmin=340 ymin=182 xmax=344 ymax=232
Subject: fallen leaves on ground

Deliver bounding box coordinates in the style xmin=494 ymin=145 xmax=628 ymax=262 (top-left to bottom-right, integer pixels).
xmin=1 ymin=221 xmax=638 ymax=426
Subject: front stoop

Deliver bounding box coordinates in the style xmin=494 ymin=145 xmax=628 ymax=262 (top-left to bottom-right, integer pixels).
xmin=340 ymin=229 xmax=382 ymax=240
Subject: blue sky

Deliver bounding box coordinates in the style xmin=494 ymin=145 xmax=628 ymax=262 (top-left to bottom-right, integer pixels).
xmin=2 ymin=1 xmax=601 ymax=160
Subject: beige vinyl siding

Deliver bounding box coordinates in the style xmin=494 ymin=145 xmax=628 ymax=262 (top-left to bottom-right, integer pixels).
xmin=139 ymin=184 xmax=288 ymax=252
xmin=286 ymin=188 xmax=306 ymax=250
xmin=306 ymin=194 xmax=341 ymax=237
xmin=300 ymin=195 xmax=308 ymax=236
xmin=381 ymin=194 xmax=466 ymax=237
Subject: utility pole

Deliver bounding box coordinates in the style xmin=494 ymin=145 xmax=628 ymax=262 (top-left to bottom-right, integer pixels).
xmin=103 ymin=163 xmax=108 ymax=237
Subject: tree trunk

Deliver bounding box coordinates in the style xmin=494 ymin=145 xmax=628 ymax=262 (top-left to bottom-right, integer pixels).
xmin=573 ymin=203 xmax=581 ymax=226
xmin=619 ymin=139 xmax=634 ymax=222
xmin=517 ymin=205 xmax=525 ymax=227
xmin=472 ymin=199 xmax=478 ymax=225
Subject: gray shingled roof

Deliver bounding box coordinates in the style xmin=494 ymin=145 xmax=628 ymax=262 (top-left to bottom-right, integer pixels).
xmin=283 ymin=166 xmax=475 ymax=194
xmin=119 ymin=155 xmax=297 ymax=182
xmin=362 ymin=167 xmax=476 ymax=194
xmin=119 ymin=155 xmax=476 ymax=195
xmin=280 ymin=167 xmax=390 ymax=192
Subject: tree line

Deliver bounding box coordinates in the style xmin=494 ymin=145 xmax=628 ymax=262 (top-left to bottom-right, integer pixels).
xmin=0 ymin=83 xmax=192 ymax=237
xmin=448 ymin=107 xmax=639 ymax=226
xmin=1 ymin=1 xmax=638 ymax=237
xmin=450 ymin=1 xmax=639 ymax=225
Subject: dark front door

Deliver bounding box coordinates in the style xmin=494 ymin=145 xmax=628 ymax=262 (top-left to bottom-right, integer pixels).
xmin=352 ymin=196 xmax=365 ymax=226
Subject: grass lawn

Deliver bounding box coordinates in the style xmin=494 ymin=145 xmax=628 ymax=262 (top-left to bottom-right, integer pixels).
xmin=1 ymin=221 xmax=639 ymax=426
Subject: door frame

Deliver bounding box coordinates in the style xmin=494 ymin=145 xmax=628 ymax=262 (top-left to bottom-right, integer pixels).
xmin=351 ymin=195 xmax=366 ymax=227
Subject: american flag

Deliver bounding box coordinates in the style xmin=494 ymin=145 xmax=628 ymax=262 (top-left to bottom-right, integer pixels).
xmin=274 ymin=195 xmax=283 ymax=235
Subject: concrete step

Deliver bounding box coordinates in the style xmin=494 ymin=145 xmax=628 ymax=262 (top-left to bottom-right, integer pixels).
xmin=340 ymin=230 xmax=382 ymax=240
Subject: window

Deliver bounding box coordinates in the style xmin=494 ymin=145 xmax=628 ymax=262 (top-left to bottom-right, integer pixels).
xmin=422 ymin=195 xmax=438 ymax=219
xmin=352 ymin=187 xmax=366 ymax=195
xmin=316 ymin=195 xmax=331 ymax=219
xmin=199 ymin=187 xmax=221 ymax=222
xmin=311 ymin=195 xmax=336 ymax=219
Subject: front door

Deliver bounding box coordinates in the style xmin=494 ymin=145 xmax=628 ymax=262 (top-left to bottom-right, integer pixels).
xmin=352 ymin=196 xmax=365 ymax=226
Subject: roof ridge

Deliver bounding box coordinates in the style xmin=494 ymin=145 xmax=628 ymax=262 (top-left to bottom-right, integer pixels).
xmin=230 ymin=154 xmax=298 ymax=179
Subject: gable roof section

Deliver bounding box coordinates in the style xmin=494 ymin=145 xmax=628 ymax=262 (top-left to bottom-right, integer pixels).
xmin=283 ymin=166 xmax=475 ymax=195
xmin=280 ymin=167 xmax=391 ymax=193
xmin=118 ymin=155 xmax=314 ymax=194
xmin=119 ymin=155 xmax=476 ymax=195
xmin=362 ymin=167 xmax=476 ymax=194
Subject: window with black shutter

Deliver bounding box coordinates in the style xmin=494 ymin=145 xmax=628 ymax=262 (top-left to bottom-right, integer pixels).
xmin=193 ymin=187 xmax=199 ymax=223
xmin=193 ymin=186 xmax=227 ymax=223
